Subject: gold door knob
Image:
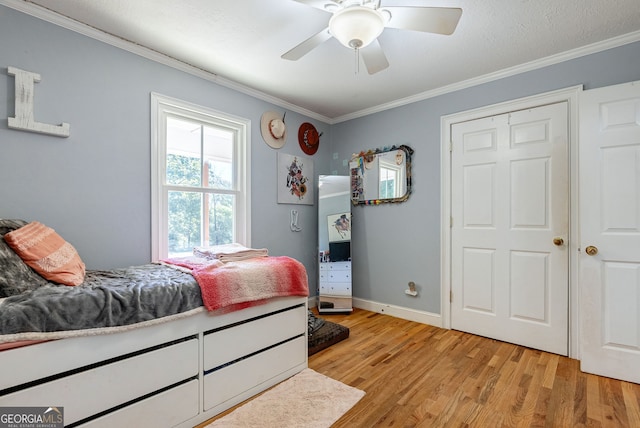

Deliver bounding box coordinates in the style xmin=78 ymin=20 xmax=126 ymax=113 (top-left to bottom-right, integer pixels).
xmin=553 ymin=237 xmax=564 ymax=246
xmin=585 ymin=246 xmax=598 ymax=256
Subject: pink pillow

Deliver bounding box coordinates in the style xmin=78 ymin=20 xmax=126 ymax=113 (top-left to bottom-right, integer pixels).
xmin=3 ymin=221 xmax=85 ymax=286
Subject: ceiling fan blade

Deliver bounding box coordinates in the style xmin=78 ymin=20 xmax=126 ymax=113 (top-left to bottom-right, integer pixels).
xmin=291 ymin=0 xmax=338 ymax=12
xmin=383 ymin=7 xmax=462 ymax=35
xmin=360 ymin=39 xmax=389 ymax=75
xmin=281 ymin=28 xmax=332 ymax=61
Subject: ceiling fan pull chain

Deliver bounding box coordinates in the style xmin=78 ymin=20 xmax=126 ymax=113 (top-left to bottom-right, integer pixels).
xmin=354 ymin=47 xmax=360 ymax=74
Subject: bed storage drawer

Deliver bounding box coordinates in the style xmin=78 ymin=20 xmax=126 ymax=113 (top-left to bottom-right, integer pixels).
xmin=203 ymin=304 xmax=306 ymax=371
xmin=77 ymin=379 xmax=199 ymax=428
xmin=203 ymin=335 xmax=306 ymax=411
xmin=1 ymin=338 xmax=198 ymax=425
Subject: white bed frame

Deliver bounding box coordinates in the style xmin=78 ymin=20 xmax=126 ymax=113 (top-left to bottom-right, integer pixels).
xmin=0 ymin=296 xmax=308 ymax=427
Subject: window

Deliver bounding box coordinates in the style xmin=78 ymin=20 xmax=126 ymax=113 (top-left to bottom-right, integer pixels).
xmin=379 ymin=166 xmax=397 ymax=199
xmin=379 ymin=162 xmax=404 ymax=199
xmin=151 ymin=93 xmax=250 ymax=260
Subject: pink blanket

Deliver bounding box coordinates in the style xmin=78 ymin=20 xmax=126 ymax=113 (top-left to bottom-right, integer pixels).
xmin=162 ymin=256 xmax=309 ymax=313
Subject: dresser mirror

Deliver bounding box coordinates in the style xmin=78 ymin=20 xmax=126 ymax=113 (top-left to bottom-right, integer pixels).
xmin=349 ymin=144 xmax=413 ymax=205
xmin=317 ymin=175 xmax=352 ymax=313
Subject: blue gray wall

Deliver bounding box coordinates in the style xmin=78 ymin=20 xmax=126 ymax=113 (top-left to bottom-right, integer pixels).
xmin=332 ymin=41 xmax=640 ymax=314
xmin=0 ymin=5 xmax=328 ymax=286
xmin=1 ymin=5 xmax=639 ymax=315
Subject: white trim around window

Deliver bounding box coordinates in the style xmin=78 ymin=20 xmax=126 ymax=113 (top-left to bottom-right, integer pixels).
xmin=150 ymin=92 xmax=251 ymax=261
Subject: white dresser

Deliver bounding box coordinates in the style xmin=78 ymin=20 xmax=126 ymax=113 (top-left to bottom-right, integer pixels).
xmin=318 ymin=261 xmax=352 ymax=313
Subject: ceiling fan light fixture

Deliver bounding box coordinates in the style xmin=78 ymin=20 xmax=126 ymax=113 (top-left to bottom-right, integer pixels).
xmin=329 ymin=6 xmax=385 ymax=49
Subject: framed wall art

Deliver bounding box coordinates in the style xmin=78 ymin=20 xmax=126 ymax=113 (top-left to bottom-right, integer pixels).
xmin=277 ymin=152 xmax=314 ymax=205
xmin=327 ymin=212 xmax=351 ymax=242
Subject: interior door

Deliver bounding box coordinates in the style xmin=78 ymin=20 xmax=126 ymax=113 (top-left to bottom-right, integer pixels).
xmin=451 ymin=102 xmax=569 ymax=355
xmin=579 ymin=81 xmax=640 ymax=383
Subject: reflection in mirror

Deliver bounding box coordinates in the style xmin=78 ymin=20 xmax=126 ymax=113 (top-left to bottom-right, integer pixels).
xmin=318 ymin=175 xmax=351 ymax=259
xmin=318 ymin=175 xmax=352 ymax=313
xmin=350 ymin=145 xmax=413 ymax=205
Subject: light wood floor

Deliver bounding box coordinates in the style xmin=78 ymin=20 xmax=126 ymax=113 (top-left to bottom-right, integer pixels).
xmin=197 ymin=308 xmax=640 ymax=427
xmin=309 ymin=308 xmax=640 ymax=428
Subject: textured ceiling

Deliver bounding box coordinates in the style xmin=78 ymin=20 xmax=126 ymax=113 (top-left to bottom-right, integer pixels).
xmin=10 ymin=0 xmax=640 ymax=122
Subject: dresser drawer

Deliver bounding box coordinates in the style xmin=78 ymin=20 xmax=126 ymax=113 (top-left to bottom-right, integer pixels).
xmin=322 ymin=282 xmax=351 ymax=296
xmin=319 ymin=283 xmax=329 ymax=294
xmin=329 ymin=270 xmax=350 ymax=282
xmin=328 ymin=261 xmax=351 ymax=271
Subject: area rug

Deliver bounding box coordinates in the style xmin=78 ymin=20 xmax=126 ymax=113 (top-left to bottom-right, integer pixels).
xmin=206 ymin=368 xmax=365 ymax=427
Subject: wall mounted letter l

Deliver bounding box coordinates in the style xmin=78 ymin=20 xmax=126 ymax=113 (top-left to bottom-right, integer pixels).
xmin=7 ymin=66 xmax=70 ymax=137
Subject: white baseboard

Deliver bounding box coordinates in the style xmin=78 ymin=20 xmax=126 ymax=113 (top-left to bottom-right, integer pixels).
xmin=352 ymin=297 xmax=443 ymax=328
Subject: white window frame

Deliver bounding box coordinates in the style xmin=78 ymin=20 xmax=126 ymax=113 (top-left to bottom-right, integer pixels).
xmin=150 ymin=93 xmax=251 ymax=261
xmin=379 ymin=158 xmax=404 ymax=199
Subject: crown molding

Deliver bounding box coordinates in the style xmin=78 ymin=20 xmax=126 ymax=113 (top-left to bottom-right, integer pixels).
xmin=332 ymin=30 xmax=640 ymax=123
xmin=0 ymin=0 xmax=332 ymax=124
xmin=3 ymin=0 xmax=639 ymax=125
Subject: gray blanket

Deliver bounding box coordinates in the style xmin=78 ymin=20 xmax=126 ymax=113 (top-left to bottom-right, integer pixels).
xmin=0 ymin=264 xmax=203 ymax=335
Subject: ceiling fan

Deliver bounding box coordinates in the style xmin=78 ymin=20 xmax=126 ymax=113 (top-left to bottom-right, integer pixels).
xmin=282 ymin=0 xmax=462 ymax=75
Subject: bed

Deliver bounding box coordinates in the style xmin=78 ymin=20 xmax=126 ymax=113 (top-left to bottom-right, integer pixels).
xmin=0 ymin=219 xmax=309 ymax=427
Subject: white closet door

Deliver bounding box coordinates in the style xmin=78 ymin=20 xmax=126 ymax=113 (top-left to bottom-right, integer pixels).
xmin=451 ymin=101 xmax=569 ymax=355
